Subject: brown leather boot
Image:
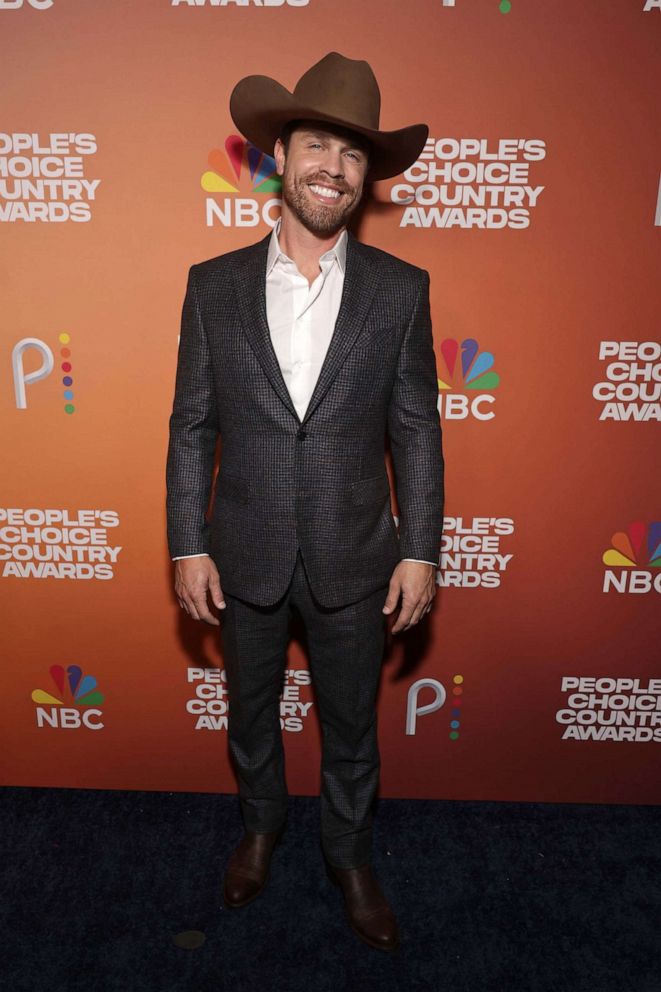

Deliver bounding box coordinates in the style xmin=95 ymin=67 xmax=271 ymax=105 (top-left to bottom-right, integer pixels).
xmin=325 ymin=858 xmax=400 ymax=952
xmin=223 ymin=824 xmax=285 ymax=908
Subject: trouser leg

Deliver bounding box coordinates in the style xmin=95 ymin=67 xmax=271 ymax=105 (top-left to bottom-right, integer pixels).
xmin=220 ymin=579 xmax=293 ymax=833
xmin=290 ymin=551 xmax=389 ymax=869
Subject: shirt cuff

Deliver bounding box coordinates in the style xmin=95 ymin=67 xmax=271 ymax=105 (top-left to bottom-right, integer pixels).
xmin=172 ymin=553 xmax=210 ymax=560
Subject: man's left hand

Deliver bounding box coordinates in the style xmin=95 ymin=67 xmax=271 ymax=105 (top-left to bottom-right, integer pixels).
xmin=382 ymin=560 xmax=437 ymax=634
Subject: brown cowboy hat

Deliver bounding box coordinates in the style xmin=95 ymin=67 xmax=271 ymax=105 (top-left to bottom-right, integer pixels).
xmin=229 ymin=51 xmax=428 ymax=182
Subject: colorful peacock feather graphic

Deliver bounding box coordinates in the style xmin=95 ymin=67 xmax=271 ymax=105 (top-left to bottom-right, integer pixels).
xmin=31 ymin=665 xmax=105 ymax=708
xmin=602 ymin=521 xmax=661 ymax=569
xmin=437 ymin=338 xmax=500 ymax=391
xmin=201 ymin=136 xmax=282 ymax=195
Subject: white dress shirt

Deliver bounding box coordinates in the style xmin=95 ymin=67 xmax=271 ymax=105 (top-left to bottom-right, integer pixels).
xmin=173 ymin=219 xmax=435 ymax=567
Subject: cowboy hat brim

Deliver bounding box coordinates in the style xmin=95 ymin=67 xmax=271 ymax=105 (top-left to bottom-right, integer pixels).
xmin=229 ymin=74 xmax=428 ymax=182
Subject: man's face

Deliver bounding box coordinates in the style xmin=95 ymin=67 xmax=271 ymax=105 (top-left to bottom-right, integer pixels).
xmin=273 ymin=123 xmax=369 ymax=236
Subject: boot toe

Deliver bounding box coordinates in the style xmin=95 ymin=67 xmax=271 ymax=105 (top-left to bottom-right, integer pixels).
xmin=354 ymin=910 xmax=400 ymax=951
xmin=224 ymin=876 xmax=261 ymax=907
xmin=222 ymin=827 xmax=283 ymax=908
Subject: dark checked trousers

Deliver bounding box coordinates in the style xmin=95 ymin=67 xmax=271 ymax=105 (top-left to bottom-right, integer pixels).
xmin=220 ymin=548 xmax=390 ymax=869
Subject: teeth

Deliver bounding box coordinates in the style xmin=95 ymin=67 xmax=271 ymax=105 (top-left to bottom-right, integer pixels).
xmin=309 ymin=184 xmax=341 ymax=199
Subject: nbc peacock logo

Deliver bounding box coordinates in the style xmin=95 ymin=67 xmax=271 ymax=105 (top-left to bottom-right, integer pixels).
xmin=31 ymin=664 xmax=105 ymax=730
xmin=201 ymin=135 xmax=281 ymax=229
xmin=437 ymin=337 xmax=500 ymax=421
xmin=602 ymin=520 xmax=661 ymax=595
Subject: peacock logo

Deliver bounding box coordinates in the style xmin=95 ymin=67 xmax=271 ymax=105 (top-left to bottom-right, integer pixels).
xmin=201 ymin=135 xmax=282 ymax=195
xmin=32 ymin=664 xmax=104 ymax=706
xmin=438 ymin=338 xmax=499 ymax=391
xmin=32 ymin=664 xmax=105 ymax=729
xmin=602 ymin=521 xmax=661 ymax=569
xmin=201 ymin=136 xmax=282 ymax=228
xmin=602 ymin=520 xmax=661 ymax=595
xmin=437 ymin=337 xmax=500 ymax=421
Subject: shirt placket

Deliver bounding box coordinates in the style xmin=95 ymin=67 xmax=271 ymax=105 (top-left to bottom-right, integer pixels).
xmin=289 ymin=258 xmax=334 ymax=417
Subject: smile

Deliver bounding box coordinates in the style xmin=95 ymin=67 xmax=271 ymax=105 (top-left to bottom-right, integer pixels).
xmin=308 ymin=183 xmax=343 ymax=201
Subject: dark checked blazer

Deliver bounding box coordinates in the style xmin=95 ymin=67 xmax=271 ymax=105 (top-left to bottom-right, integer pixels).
xmin=166 ymin=229 xmax=445 ymax=608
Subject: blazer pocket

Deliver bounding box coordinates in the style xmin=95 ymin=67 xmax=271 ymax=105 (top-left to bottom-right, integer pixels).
xmin=216 ymin=472 xmax=252 ymax=504
xmin=350 ymin=474 xmax=391 ymax=505
xmin=353 ymin=322 xmax=400 ymax=351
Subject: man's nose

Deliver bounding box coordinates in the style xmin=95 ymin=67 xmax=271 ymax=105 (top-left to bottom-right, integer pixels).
xmin=319 ymin=148 xmax=344 ymax=178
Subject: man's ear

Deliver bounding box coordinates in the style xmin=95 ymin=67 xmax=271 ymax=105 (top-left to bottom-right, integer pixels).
xmin=273 ymin=137 xmax=286 ymax=176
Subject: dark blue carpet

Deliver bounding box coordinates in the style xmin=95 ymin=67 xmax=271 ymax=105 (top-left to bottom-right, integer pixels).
xmin=2 ymin=787 xmax=660 ymax=992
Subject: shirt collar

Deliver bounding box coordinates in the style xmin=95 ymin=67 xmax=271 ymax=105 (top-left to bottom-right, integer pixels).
xmin=266 ymin=217 xmax=347 ymax=277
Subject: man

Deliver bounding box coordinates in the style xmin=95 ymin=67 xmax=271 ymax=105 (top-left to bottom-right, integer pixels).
xmin=166 ymin=52 xmax=444 ymax=952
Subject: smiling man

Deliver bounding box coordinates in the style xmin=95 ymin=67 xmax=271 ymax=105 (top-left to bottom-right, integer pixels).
xmin=277 ymin=118 xmax=367 ymax=235
xmin=166 ymin=52 xmax=445 ymax=952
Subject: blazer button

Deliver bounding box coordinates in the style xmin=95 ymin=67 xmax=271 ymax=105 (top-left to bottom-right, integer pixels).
xmin=296 ymin=429 xmax=308 ymax=441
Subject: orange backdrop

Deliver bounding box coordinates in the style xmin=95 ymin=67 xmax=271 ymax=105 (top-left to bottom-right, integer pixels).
xmin=2 ymin=0 xmax=660 ymax=804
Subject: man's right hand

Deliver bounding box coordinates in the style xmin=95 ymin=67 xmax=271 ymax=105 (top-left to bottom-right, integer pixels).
xmin=174 ymin=556 xmax=226 ymax=626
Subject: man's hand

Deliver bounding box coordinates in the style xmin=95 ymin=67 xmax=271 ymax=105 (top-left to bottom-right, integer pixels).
xmin=382 ymin=560 xmax=437 ymax=634
xmin=174 ymin=556 xmax=226 ymax=626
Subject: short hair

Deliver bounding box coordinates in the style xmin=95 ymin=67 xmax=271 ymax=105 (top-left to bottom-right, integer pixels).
xmin=278 ymin=118 xmax=372 ymax=167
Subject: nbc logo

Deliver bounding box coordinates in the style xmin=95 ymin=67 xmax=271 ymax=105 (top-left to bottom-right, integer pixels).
xmin=437 ymin=338 xmax=500 ymax=420
xmin=201 ymin=135 xmax=281 ymax=228
xmin=602 ymin=521 xmax=661 ymax=594
xmin=31 ymin=664 xmax=105 ymax=729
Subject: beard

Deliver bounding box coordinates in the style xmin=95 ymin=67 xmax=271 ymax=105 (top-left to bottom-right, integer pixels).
xmin=281 ymin=168 xmax=362 ymax=235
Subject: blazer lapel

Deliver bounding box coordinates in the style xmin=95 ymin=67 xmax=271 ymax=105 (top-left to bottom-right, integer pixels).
xmin=232 ymin=232 xmax=302 ymax=424
xmin=301 ymin=232 xmax=381 ymax=426
xmin=232 ymin=228 xmax=382 ymax=427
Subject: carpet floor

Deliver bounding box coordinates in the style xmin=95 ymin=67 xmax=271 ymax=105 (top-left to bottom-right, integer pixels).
xmin=2 ymin=786 xmax=660 ymax=992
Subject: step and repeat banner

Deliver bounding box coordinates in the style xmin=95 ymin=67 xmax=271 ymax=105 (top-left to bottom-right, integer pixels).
xmin=2 ymin=1 xmax=659 ymax=804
